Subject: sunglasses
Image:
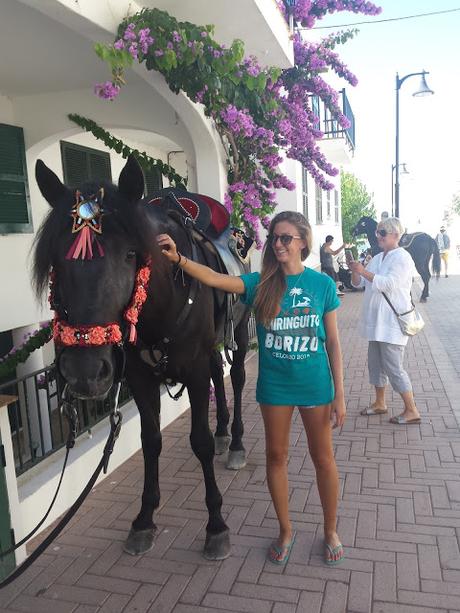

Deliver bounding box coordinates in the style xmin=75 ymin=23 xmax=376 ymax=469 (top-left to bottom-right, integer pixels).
xmin=270 ymin=233 xmax=302 ymax=246
xmin=375 ymin=229 xmax=390 ymax=238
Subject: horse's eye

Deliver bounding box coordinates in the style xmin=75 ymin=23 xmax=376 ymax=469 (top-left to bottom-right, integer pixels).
xmin=126 ymin=250 xmax=136 ymax=260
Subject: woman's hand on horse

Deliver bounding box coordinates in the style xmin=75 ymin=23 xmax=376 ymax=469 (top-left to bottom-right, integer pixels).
xmin=157 ymin=234 xmax=179 ymax=264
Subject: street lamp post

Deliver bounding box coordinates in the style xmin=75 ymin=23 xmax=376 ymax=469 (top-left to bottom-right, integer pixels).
xmin=391 ymin=163 xmax=409 ymax=216
xmin=394 ymin=70 xmax=434 ymax=219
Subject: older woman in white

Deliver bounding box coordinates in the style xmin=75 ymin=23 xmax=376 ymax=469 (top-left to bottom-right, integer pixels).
xmin=349 ymin=217 xmax=421 ymax=425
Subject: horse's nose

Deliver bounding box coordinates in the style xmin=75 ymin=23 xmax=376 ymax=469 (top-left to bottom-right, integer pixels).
xmin=59 ymin=348 xmax=115 ymax=399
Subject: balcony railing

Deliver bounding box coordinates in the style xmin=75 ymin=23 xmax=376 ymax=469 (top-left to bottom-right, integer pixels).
xmin=312 ymin=89 xmax=356 ymax=151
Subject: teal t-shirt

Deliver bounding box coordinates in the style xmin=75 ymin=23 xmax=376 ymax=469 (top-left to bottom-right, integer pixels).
xmin=240 ymin=268 xmax=340 ymax=406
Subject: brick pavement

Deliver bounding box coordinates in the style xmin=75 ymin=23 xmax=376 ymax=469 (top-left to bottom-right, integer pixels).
xmin=1 ymin=276 xmax=460 ymax=613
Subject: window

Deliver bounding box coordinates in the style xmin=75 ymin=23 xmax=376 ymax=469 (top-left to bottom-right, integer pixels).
xmin=0 ymin=124 xmax=32 ymax=234
xmin=311 ymin=95 xmax=321 ymax=130
xmin=144 ymin=166 xmax=163 ymax=196
xmin=61 ymin=141 xmax=112 ymax=187
xmin=326 ymin=190 xmax=331 ymax=219
xmin=301 ymin=166 xmax=309 ymax=220
xmin=315 ymin=182 xmax=323 ymax=224
xmin=334 ymin=190 xmax=339 ymax=223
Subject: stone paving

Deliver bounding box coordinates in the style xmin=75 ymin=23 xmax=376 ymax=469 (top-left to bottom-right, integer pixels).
xmin=1 ymin=275 xmax=460 ymax=613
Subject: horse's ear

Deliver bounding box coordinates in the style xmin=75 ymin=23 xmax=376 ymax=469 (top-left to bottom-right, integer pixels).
xmin=35 ymin=160 xmax=69 ymax=207
xmin=118 ymin=155 xmax=144 ymax=203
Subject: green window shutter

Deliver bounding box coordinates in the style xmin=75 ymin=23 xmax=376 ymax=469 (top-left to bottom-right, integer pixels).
xmin=0 ymin=124 xmax=32 ymax=234
xmin=88 ymin=150 xmax=112 ymax=183
xmin=61 ymin=141 xmax=112 ymax=187
xmin=144 ymin=166 xmax=163 ymax=196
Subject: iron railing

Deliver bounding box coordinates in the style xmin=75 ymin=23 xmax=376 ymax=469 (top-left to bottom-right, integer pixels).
xmin=312 ymin=89 xmax=356 ymax=151
xmin=0 ymin=366 xmax=132 ymax=476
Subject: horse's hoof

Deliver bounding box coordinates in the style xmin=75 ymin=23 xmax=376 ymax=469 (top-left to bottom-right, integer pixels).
xmin=226 ymin=449 xmax=246 ymax=470
xmin=214 ymin=435 xmax=231 ymax=455
xmin=203 ymin=528 xmax=231 ymax=560
xmin=124 ymin=527 xmax=156 ymax=555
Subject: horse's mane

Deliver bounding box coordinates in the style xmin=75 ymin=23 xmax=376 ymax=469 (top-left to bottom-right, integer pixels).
xmin=32 ymin=181 xmax=167 ymax=301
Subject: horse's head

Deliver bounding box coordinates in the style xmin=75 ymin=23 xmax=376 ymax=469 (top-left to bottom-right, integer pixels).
xmin=352 ymin=216 xmax=375 ymax=237
xmin=33 ymin=156 xmax=156 ymax=399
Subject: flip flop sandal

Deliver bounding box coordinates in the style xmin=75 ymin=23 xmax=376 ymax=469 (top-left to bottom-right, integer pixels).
xmin=360 ymin=407 xmax=388 ymax=416
xmin=389 ymin=415 xmax=421 ymax=425
xmin=267 ymin=532 xmax=296 ymax=565
xmin=325 ymin=542 xmax=345 ymax=566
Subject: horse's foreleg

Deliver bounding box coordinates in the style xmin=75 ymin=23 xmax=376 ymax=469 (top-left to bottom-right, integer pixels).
xmin=227 ymin=315 xmax=249 ymax=470
xmin=124 ymin=354 xmax=162 ymax=555
xmin=187 ymin=368 xmax=230 ymax=560
xmin=210 ymin=348 xmax=230 ymax=455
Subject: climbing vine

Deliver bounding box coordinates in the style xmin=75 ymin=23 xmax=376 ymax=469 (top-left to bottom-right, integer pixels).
xmin=94 ymin=2 xmax=380 ymax=243
xmin=68 ymin=114 xmax=187 ymax=188
xmin=0 ymin=324 xmax=52 ymax=379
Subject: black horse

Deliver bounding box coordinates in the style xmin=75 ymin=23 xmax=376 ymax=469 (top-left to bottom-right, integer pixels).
xmin=352 ymin=216 xmax=441 ymax=302
xmin=32 ymin=156 xmax=250 ymax=560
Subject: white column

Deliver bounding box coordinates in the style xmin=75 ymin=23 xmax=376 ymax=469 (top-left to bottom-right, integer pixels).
xmin=12 ymin=324 xmax=52 ymax=457
xmin=0 ymin=400 xmax=27 ymax=564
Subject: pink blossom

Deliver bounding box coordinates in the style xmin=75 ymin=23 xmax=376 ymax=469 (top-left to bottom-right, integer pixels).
xmin=94 ymin=81 xmax=120 ymax=101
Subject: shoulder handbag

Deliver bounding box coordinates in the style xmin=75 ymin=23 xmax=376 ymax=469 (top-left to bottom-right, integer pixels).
xmin=381 ymin=292 xmax=425 ymax=336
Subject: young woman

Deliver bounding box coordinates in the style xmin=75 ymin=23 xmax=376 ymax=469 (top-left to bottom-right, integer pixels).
xmin=158 ymin=211 xmax=346 ymax=565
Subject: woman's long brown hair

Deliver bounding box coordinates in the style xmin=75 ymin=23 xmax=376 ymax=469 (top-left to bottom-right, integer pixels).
xmin=254 ymin=211 xmax=312 ymax=327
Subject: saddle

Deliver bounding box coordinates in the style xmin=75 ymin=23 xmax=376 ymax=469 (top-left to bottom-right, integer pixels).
xmin=147 ymin=187 xmax=255 ymax=266
xmin=399 ymin=232 xmax=424 ymax=249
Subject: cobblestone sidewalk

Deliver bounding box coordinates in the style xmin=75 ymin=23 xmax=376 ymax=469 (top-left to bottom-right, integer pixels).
xmin=1 ymin=276 xmax=460 ymax=613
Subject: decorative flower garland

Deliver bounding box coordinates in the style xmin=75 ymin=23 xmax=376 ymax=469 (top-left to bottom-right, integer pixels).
xmin=91 ymin=3 xmax=381 ymax=243
xmin=50 ymin=260 xmax=151 ymax=347
xmin=68 ymin=114 xmax=187 ymax=188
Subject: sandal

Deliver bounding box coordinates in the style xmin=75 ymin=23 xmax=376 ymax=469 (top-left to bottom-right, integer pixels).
xmin=389 ymin=415 xmax=421 ymax=425
xmin=360 ymin=406 xmax=388 ymax=416
xmin=325 ymin=542 xmax=345 ymax=566
xmin=267 ymin=532 xmax=296 ymax=565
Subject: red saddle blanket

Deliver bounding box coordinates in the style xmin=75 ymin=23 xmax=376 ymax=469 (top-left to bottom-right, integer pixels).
xmin=147 ymin=188 xmax=229 ymax=236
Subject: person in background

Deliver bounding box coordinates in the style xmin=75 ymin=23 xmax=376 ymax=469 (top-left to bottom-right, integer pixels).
xmin=158 ymin=211 xmax=346 ymax=566
xmin=320 ymin=235 xmax=345 ymax=297
xmin=435 ymin=226 xmax=450 ymax=278
xmin=348 ymin=216 xmax=421 ymax=425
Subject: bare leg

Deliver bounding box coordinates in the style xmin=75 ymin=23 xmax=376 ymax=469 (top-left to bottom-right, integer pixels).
xmin=372 ymin=386 xmax=387 ymax=411
xmin=260 ymin=404 xmax=294 ymax=547
xmin=300 ymin=405 xmax=342 ymax=561
xmin=397 ymin=390 xmax=420 ymax=420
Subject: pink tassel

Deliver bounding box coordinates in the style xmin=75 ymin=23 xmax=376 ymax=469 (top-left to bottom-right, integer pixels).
xmin=129 ymin=323 xmax=137 ymax=344
xmin=66 ymin=227 xmax=98 ymax=260
xmin=95 ymin=238 xmax=104 ymax=257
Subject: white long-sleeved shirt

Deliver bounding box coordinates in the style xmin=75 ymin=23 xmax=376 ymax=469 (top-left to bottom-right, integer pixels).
xmin=352 ymin=247 xmax=417 ymax=346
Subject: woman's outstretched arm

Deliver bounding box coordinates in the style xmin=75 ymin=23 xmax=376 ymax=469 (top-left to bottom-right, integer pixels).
xmin=157 ymin=233 xmax=245 ymax=295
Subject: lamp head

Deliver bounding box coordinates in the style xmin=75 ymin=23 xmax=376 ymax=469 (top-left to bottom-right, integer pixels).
xmin=400 ymin=163 xmax=409 ymax=175
xmin=413 ymin=71 xmax=434 ymax=97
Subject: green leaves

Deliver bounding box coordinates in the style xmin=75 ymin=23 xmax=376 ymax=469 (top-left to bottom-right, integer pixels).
xmin=67 ymin=114 xmax=188 ymax=187
xmin=94 ymin=43 xmax=132 ymax=70
xmin=341 ymin=171 xmax=376 ymax=244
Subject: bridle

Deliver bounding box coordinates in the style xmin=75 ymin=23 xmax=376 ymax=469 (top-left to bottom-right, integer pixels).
xmin=49 ymin=259 xmax=151 ymax=350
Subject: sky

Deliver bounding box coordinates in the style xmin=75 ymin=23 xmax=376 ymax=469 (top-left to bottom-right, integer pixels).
xmin=309 ymin=0 xmax=460 ymax=233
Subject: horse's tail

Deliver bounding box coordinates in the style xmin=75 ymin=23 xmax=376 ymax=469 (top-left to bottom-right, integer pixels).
xmin=431 ymin=238 xmax=441 ymax=277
